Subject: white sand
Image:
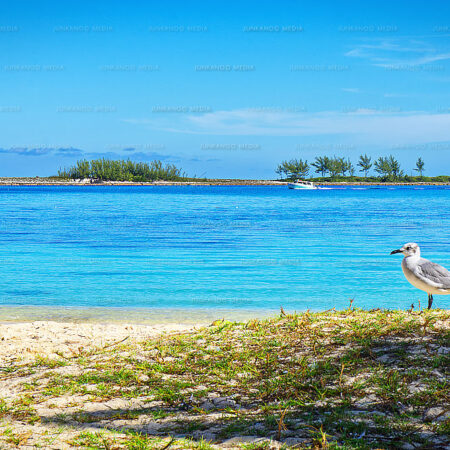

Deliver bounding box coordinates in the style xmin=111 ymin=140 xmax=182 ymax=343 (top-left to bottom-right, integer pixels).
xmin=0 ymin=321 xmax=197 ymax=365
xmin=0 ymin=321 xmax=202 ymax=449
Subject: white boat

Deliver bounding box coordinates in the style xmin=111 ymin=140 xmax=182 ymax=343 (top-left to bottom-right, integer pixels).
xmin=288 ymin=180 xmax=317 ymax=190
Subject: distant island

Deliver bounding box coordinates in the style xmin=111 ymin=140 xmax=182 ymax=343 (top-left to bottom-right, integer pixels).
xmin=0 ymin=157 xmax=449 ymax=185
xmin=275 ymin=155 xmax=450 ymax=184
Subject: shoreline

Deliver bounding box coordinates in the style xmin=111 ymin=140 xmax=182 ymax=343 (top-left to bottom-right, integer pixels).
xmin=0 ymin=305 xmax=274 ymax=324
xmin=0 ymin=177 xmax=449 ymax=186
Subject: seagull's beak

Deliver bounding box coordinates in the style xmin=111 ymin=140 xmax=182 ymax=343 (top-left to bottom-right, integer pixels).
xmin=390 ymin=249 xmax=402 ymax=255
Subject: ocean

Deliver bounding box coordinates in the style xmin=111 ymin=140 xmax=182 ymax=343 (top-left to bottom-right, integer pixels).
xmin=0 ymin=185 xmax=449 ymax=322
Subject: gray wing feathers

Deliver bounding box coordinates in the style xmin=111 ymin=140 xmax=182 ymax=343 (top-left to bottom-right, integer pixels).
xmin=415 ymin=260 xmax=450 ymax=289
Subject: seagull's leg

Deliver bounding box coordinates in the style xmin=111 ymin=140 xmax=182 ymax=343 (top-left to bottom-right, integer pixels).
xmin=427 ymin=294 xmax=433 ymax=310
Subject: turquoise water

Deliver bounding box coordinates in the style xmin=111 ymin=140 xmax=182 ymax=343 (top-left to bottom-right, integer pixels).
xmin=0 ymin=185 xmax=449 ymax=319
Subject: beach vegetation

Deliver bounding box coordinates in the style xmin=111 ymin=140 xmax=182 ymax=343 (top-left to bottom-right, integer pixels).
xmin=357 ymin=154 xmax=372 ymax=177
xmin=311 ymin=156 xmax=331 ymax=177
xmin=276 ymin=159 xmax=309 ymax=180
xmin=1 ymin=309 xmax=448 ymax=448
xmin=374 ymin=155 xmax=404 ymax=181
xmin=57 ymin=158 xmax=186 ymax=182
xmin=277 ymin=155 xmax=445 ymax=183
xmin=415 ymin=157 xmax=425 ymax=177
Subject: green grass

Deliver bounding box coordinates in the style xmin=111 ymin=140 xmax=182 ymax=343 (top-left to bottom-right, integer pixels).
xmin=0 ymin=395 xmax=40 ymax=425
xmin=0 ymin=309 xmax=448 ymax=449
xmin=69 ymin=431 xmax=216 ymax=449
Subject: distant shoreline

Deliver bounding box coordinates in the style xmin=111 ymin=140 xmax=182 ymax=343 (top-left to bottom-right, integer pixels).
xmin=0 ymin=177 xmax=449 ymax=186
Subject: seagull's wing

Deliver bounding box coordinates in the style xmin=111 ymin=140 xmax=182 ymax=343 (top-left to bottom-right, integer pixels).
xmin=414 ymin=259 xmax=450 ymax=289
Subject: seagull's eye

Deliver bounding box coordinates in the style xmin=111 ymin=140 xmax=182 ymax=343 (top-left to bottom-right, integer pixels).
xmin=406 ymin=246 xmax=411 ymax=250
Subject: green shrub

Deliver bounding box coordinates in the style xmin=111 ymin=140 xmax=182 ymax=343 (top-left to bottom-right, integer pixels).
xmin=58 ymin=159 xmax=186 ymax=182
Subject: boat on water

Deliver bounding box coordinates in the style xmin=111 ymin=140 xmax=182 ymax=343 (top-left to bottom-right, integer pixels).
xmin=288 ymin=180 xmax=318 ymax=190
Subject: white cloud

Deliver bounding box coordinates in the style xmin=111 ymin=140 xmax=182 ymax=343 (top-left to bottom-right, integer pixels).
xmin=124 ymin=109 xmax=450 ymax=146
xmin=345 ymin=38 xmax=450 ymax=67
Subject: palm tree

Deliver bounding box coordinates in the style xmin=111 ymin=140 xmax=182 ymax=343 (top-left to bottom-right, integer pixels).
xmin=414 ymin=157 xmax=425 ymax=177
xmin=311 ymin=156 xmax=330 ymax=177
xmin=357 ymin=154 xmax=372 ymax=177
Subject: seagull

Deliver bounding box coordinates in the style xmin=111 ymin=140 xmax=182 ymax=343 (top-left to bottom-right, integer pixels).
xmin=390 ymin=242 xmax=450 ymax=309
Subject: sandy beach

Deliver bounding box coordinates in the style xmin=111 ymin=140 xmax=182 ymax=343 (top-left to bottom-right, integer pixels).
xmin=0 ymin=321 xmax=196 ymax=366
xmin=0 ymin=311 xmax=448 ymax=449
xmin=2 ymin=1 xmax=450 ymax=448
xmin=0 ymin=321 xmax=200 ymax=449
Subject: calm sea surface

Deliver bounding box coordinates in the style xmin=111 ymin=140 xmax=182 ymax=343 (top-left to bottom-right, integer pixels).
xmin=0 ymin=185 xmax=449 ymax=321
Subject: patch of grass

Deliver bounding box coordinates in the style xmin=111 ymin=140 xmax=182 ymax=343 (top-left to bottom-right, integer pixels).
xmin=70 ymin=430 xmax=120 ymax=449
xmin=7 ymin=309 xmax=450 ymax=449
xmin=70 ymin=431 xmax=216 ymax=449
xmin=1 ymin=427 xmax=32 ymax=446
xmin=33 ymin=355 xmax=68 ymax=368
xmin=0 ymin=395 xmax=40 ymax=425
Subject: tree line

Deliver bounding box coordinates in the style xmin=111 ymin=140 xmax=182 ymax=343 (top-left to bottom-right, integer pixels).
xmin=276 ymin=155 xmax=428 ymax=181
xmin=58 ymin=159 xmax=186 ymax=182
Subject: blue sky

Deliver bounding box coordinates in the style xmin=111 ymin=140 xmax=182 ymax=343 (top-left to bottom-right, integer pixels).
xmin=0 ymin=0 xmax=449 ymax=178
